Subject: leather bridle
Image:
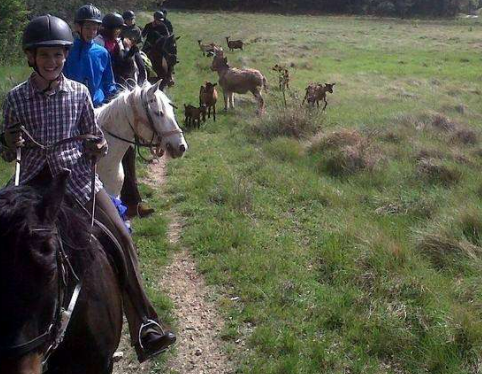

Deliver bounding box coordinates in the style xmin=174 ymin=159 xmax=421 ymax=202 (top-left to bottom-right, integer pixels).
xmin=103 ymin=87 xmax=183 ymax=155
xmin=0 ymin=227 xmax=82 ymax=370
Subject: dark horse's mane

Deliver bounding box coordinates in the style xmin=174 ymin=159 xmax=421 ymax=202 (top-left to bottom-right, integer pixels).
xmin=0 ymin=184 xmax=96 ymax=275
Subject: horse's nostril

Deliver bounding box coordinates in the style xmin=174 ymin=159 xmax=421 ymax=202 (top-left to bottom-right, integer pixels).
xmin=179 ymin=144 xmax=186 ymax=153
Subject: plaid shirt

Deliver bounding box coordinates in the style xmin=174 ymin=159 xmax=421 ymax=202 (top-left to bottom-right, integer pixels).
xmin=2 ymin=73 xmax=104 ymax=205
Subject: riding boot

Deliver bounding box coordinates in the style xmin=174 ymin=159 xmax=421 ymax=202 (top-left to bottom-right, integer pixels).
xmin=86 ymin=189 xmax=176 ymax=361
xmin=120 ymin=147 xmax=155 ymax=219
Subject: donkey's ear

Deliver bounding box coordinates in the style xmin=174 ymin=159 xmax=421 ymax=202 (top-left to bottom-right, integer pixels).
xmin=38 ymin=170 xmax=70 ymax=224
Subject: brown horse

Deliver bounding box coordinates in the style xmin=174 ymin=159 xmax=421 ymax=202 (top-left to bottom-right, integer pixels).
xmin=146 ymin=34 xmax=180 ymax=89
xmin=0 ymin=172 xmax=123 ymax=374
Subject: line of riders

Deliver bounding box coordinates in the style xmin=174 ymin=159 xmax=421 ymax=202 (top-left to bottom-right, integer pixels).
xmin=0 ymin=4 xmax=180 ymax=365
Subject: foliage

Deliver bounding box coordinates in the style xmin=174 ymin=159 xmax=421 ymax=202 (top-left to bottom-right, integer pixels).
xmin=25 ymin=0 xmax=152 ymax=20
xmin=0 ymin=0 xmax=28 ymax=63
xmin=172 ymin=0 xmax=470 ymax=17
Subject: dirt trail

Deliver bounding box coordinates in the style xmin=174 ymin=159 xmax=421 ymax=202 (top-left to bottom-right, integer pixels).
xmin=113 ymin=157 xmax=233 ymax=374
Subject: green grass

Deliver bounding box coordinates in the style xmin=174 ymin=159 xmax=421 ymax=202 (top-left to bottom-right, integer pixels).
xmin=3 ymin=10 xmax=482 ymax=373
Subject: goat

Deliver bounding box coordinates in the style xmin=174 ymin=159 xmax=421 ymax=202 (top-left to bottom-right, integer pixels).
xmin=184 ymin=104 xmax=206 ymax=129
xmin=198 ymin=40 xmax=217 ymax=57
xmin=272 ymin=64 xmax=290 ymax=91
xmin=199 ymin=81 xmax=218 ymax=121
xmin=302 ymin=83 xmax=336 ymax=111
xmin=211 ymin=52 xmax=267 ymax=115
xmin=226 ymin=36 xmax=243 ymax=52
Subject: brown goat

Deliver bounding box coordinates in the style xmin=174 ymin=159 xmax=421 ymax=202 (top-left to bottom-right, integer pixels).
xmin=226 ymin=36 xmax=243 ymax=52
xmin=211 ymin=52 xmax=267 ymax=115
xmin=199 ymin=82 xmax=218 ymax=121
xmin=302 ymin=83 xmax=336 ymax=111
xmin=198 ymin=40 xmax=218 ymax=57
xmin=184 ymin=104 xmax=207 ymax=128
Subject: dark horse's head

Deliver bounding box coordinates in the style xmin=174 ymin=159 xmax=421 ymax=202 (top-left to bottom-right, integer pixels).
xmin=148 ymin=34 xmax=180 ymax=88
xmin=0 ymin=173 xmax=92 ymax=373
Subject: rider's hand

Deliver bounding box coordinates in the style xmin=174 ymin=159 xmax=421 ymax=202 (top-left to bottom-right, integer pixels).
xmin=4 ymin=125 xmax=25 ymax=149
xmin=84 ymin=137 xmax=108 ymax=161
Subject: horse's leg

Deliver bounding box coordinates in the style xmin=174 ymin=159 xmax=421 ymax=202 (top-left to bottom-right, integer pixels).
xmin=213 ymin=104 xmax=216 ymax=121
xmin=229 ymin=93 xmax=235 ymax=109
xmin=323 ymin=98 xmax=328 ymax=111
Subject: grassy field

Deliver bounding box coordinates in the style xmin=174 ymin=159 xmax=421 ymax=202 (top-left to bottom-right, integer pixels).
xmin=3 ymin=11 xmax=482 ymax=373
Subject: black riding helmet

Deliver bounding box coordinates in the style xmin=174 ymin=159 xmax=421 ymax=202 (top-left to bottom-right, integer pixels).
xmin=23 ymin=14 xmax=74 ymax=50
xmin=122 ymin=10 xmax=135 ymax=20
xmin=102 ymin=13 xmax=126 ymax=29
xmin=74 ymin=4 xmax=102 ymax=24
xmin=154 ymin=11 xmax=165 ymax=20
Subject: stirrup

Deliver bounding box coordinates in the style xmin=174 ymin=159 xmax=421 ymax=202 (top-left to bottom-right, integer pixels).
xmin=138 ymin=319 xmax=165 ymax=350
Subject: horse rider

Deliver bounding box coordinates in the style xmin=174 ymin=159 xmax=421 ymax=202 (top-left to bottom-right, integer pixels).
xmin=63 ymin=4 xmax=117 ymax=108
xmin=160 ymin=9 xmax=174 ymax=35
xmin=95 ymin=12 xmax=154 ymax=218
xmin=0 ymin=14 xmax=176 ymax=363
xmin=121 ymin=10 xmax=143 ymax=46
xmin=95 ymin=12 xmax=147 ymax=86
xmin=142 ymin=11 xmax=170 ymax=53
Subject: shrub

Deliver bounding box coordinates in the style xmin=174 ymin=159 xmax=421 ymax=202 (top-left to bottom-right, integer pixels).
xmin=416 ymin=159 xmax=461 ymax=187
xmin=310 ymin=130 xmax=380 ymax=177
xmin=450 ymin=129 xmax=478 ymax=146
xmin=251 ymin=106 xmax=322 ymax=140
xmin=0 ymin=0 xmax=28 ymax=63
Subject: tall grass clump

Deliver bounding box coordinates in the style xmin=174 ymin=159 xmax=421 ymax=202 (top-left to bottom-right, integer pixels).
xmin=416 ymin=208 xmax=482 ymax=271
xmin=309 ymin=129 xmax=381 ymax=177
xmin=250 ymin=106 xmax=322 ymax=140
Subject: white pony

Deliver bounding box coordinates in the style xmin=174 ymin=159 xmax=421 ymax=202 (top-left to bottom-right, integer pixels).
xmin=95 ymin=80 xmax=187 ymax=196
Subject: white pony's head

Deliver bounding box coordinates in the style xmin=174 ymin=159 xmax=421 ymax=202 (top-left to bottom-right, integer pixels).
xmin=135 ymin=80 xmax=187 ymax=158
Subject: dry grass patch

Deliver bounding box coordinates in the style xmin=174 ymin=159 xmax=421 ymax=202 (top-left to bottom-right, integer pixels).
xmin=450 ymin=129 xmax=478 ymax=146
xmin=309 ymin=129 xmax=382 ymax=177
xmin=251 ymin=106 xmax=322 ymax=140
xmin=416 ymin=159 xmax=461 ymax=186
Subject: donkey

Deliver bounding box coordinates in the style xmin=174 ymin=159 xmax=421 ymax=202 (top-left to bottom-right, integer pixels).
xmin=211 ymin=52 xmax=267 ymax=115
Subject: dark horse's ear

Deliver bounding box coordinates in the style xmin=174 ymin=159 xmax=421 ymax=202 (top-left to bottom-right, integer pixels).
xmin=38 ymin=170 xmax=70 ymax=224
xmin=175 ymin=36 xmax=181 ymax=41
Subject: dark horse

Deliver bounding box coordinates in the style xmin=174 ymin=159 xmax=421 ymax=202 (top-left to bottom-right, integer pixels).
xmin=113 ymin=44 xmax=147 ymax=90
xmin=0 ymin=172 xmax=122 ymax=374
xmin=146 ymin=34 xmax=180 ymax=89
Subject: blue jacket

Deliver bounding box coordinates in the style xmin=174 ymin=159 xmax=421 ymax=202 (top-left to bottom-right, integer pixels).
xmin=64 ymin=38 xmax=117 ymax=107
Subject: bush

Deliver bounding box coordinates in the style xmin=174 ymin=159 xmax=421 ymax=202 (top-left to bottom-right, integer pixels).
xmin=374 ymin=1 xmax=397 ymax=16
xmin=251 ymin=107 xmax=322 ymax=140
xmin=310 ymin=130 xmax=380 ymax=177
xmin=0 ymin=0 xmax=28 ymax=63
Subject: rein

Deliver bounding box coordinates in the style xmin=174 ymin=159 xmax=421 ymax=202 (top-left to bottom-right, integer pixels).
xmin=19 ymin=128 xmax=100 ymax=151
xmin=0 ymin=227 xmax=82 ymax=371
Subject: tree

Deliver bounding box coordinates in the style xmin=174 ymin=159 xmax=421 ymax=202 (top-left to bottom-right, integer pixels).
xmin=0 ymin=0 xmax=28 ymax=62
